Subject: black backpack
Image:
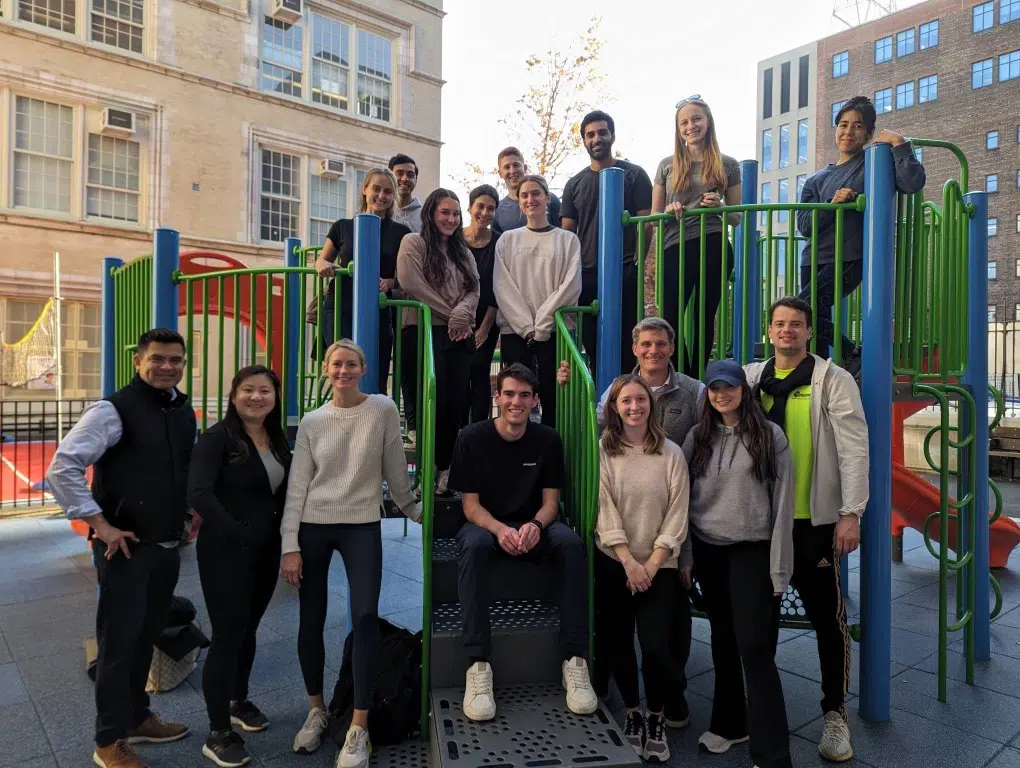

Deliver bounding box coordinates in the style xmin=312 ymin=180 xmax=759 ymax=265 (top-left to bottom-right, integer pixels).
xmin=328 ymin=618 xmax=422 ymax=747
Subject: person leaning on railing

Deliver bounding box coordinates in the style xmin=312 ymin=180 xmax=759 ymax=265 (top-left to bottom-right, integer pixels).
xmin=797 ymin=95 xmax=926 ymax=375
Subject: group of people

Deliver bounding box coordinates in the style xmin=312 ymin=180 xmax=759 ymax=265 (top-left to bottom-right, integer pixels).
xmin=44 ymin=91 xmax=924 ymax=768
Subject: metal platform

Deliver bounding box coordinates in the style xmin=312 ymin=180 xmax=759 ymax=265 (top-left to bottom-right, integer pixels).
xmin=429 ymin=684 xmax=642 ymax=768
xmin=371 ymin=739 xmax=432 ymax=768
xmin=431 ymin=539 xmax=553 ymax=604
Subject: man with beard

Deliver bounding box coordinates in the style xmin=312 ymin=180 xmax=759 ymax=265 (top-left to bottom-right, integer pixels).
xmin=560 ymin=111 xmax=652 ymax=373
xmin=389 ymin=153 xmax=423 ymax=233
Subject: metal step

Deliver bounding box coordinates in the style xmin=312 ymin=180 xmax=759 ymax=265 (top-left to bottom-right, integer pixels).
xmin=431 ymin=539 xmax=553 ymax=605
xmin=370 ymin=739 xmax=431 ymax=768
xmin=434 ymin=495 xmax=468 ymax=539
xmin=429 ymin=683 xmax=641 ymax=768
xmin=431 ymin=600 xmax=562 ymax=689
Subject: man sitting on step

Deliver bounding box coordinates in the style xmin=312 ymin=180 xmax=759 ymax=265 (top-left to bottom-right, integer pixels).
xmin=449 ymin=362 xmax=598 ymax=722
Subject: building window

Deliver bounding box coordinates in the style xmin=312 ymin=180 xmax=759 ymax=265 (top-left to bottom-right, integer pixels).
xmin=1016 ymin=169 xmax=1020 ymax=188
xmin=874 ymin=88 xmax=892 ymax=114
xmin=896 ymin=81 xmax=915 ymax=109
xmin=309 ymin=174 xmax=346 ymax=247
xmin=86 ymin=134 xmax=140 ymax=222
xmin=798 ymin=54 xmax=810 ymax=108
xmin=261 ymin=17 xmax=303 ymax=97
xmin=831 ymin=100 xmax=846 ymax=126
xmin=832 ymin=51 xmax=848 ymax=78
xmin=988 ymin=305 xmax=997 ymax=322
xmin=1000 ymin=50 xmax=1020 ymax=82
xmin=761 ymin=129 xmax=772 ymax=171
xmin=875 ymin=36 xmax=893 ymax=63
xmin=974 ymin=1 xmax=995 ymax=32
xmin=1017 ymin=214 xmax=1020 ymax=233
xmin=1015 ymin=303 xmax=1020 ymax=322
xmin=760 ymin=181 xmax=771 ymax=228
xmin=18 ymin=0 xmax=76 ymax=33
xmin=779 ymin=124 xmax=790 ymax=168
xmin=987 ymin=174 xmax=999 ymax=193
xmin=13 ymin=96 xmax=74 ymax=214
xmin=1016 ymin=258 xmax=1020 ymax=277
xmin=987 ymin=130 xmax=999 ymax=149
xmin=989 ymin=218 xmax=998 ymax=237
xmin=919 ymin=74 xmax=938 ymax=103
xmin=919 ymin=20 xmax=939 ymax=49
xmin=259 ymin=149 xmax=300 ymax=242
xmin=779 ymin=61 xmax=791 ymax=114
xmin=796 ymin=173 xmax=807 ymax=200
xmin=1004 ymin=0 xmax=1020 ymax=23
xmin=90 ymin=0 xmax=144 ymax=54
xmin=311 ymin=13 xmax=350 ymax=110
xmin=797 ymin=118 xmax=808 ymax=164
xmin=972 ymin=58 xmax=994 ymax=89
xmin=762 ymin=67 xmax=773 ymax=119
xmin=356 ymin=29 xmax=392 ymax=122
xmin=60 ymin=302 xmax=101 ymax=397
xmin=989 ymin=260 xmax=998 ymax=280
xmin=896 ymin=28 xmax=915 ymax=57
xmin=778 ymin=178 xmax=789 ymax=223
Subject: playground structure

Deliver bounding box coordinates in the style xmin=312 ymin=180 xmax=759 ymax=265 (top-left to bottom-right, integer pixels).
xmin=94 ymin=140 xmax=1017 ymax=765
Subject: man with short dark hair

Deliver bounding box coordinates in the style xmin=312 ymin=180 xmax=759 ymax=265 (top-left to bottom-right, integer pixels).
xmin=491 ymin=147 xmax=562 ymax=234
xmin=389 ymin=153 xmax=423 ymax=233
xmin=47 ymin=328 xmax=196 ymax=768
xmin=449 ymin=363 xmax=596 ymax=722
xmin=561 ymin=110 xmax=652 ymax=374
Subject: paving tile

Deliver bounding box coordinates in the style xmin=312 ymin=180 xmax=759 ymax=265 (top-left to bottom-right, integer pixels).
xmin=8 ymin=755 xmax=60 ymax=768
xmin=244 ymin=683 xmax=327 ymax=762
xmin=0 ymin=663 xmax=30 ymax=709
xmin=845 ymin=569 xmax=926 ymax=600
xmin=246 ymin=639 xmax=335 ymax=699
xmin=889 ymin=626 xmax=939 ymax=667
xmin=381 ymin=545 xmax=424 ymax=583
xmin=383 ymin=607 xmax=423 ymax=634
xmin=17 ymin=649 xmax=94 ymax=703
xmin=377 ymin=572 xmax=426 ymax=617
xmin=775 ymin=633 xmax=910 ymax=695
xmin=889 ymin=563 xmax=940 ymax=588
xmin=789 ymin=733 xmax=879 ymax=767
xmin=0 ymin=702 xmax=54 ymax=766
xmin=0 ymin=632 xmax=12 ymax=665
xmin=994 ymin=605 xmax=1020 ymax=629
xmin=916 ymin=649 xmax=1020 ymax=699
xmin=986 ymin=747 xmax=1020 ymax=768
xmin=32 ymin=688 xmax=96 ymax=751
xmin=3 ymin=613 xmax=95 ymax=662
xmin=0 ymin=571 xmax=95 ymax=608
xmin=889 ymin=601 xmax=941 ymax=636
xmin=900 ymin=580 xmax=1020 ymax=616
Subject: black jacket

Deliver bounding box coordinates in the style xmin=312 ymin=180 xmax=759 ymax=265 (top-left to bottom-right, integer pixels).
xmin=187 ymin=421 xmax=291 ymax=549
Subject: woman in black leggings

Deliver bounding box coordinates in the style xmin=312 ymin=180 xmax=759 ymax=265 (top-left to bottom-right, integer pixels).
xmin=651 ymin=96 xmax=741 ymax=378
xmin=463 ymin=184 xmax=500 ymax=424
xmin=188 ymin=365 xmax=292 ymax=768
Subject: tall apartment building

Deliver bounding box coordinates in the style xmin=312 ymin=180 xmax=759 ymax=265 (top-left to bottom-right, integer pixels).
xmin=0 ymin=0 xmax=444 ymax=400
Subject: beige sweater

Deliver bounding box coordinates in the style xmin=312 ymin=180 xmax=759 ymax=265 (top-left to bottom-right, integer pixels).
xmin=493 ymin=227 xmax=582 ymax=342
xmin=396 ymin=233 xmax=480 ymax=335
xmin=597 ymin=439 xmax=690 ymax=568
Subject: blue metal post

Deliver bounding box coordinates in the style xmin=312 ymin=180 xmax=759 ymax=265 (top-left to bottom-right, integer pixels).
xmin=152 ymin=228 xmax=180 ymax=330
xmin=352 ymin=214 xmax=381 ymax=394
xmin=596 ymin=167 xmax=624 ymax=395
xmin=963 ymin=191 xmax=991 ymax=660
xmin=859 ymin=143 xmax=895 ymax=723
xmin=100 ymin=257 xmax=124 ymax=397
xmin=284 ymin=237 xmax=302 ymax=421
xmin=732 ymin=160 xmax=759 ymax=363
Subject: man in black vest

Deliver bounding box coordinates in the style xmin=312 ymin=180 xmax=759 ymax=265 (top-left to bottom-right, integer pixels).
xmin=47 ymin=328 xmax=196 ymax=768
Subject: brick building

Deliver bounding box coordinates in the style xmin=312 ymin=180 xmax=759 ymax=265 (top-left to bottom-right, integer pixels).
xmin=0 ymin=0 xmax=444 ymax=400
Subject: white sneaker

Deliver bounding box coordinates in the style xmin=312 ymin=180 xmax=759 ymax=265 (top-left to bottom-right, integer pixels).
xmin=437 ymin=469 xmax=451 ymax=495
xmin=404 ymin=430 xmax=417 ymax=450
xmin=292 ymin=707 xmax=328 ymax=754
xmin=561 ymin=657 xmax=597 ymax=715
xmin=697 ymin=730 xmax=748 ymax=754
xmin=463 ymin=661 xmax=496 ymax=721
xmin=337 ymin=724 xmax=372 ymax=768
xmin=818 ymin=711 xmax=853 ymax=762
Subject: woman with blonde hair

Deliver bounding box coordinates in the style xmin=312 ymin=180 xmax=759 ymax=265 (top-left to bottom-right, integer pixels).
xmin=594 ymin=374 xmax=689 ymax=763
xmin=314 ymin=168 xmax=410 ymax=393
xmin=280 ymin=339 xmax=421 ymax=767
xmin=651 ymin=96 xmax=742 ymax=377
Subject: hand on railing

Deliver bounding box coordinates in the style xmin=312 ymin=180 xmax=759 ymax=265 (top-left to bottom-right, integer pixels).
xmin=556 ymin=360 xmax=571 ymax=386
xmin=380 ymin=278 xmax=395 ymax=293
xmin=664 ymin=201 xmax=686 ymax=219
xmin=872 ymin=129 xmax=906 ymax=148
xmin=830 ymin=188 xmax=858 ymax=204
xmin=696 ymin=192 xmax=723 ymax=209
xmin=314 ymin=257 xmax=337 ymax=278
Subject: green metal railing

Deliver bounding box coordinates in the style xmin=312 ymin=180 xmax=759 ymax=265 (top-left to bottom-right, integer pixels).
xmin=110 ymin=254 xmax=153 ymax=389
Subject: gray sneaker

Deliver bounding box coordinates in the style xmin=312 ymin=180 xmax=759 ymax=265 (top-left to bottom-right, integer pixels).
xmin=337 ymin=724 xmax=371 ymax=768
xmin=818 ymin=711 xmax=853 ymax=762
xmin=643 ymin=713 xmax=669 ymax=762
xmin=293 ymin=707 xmax=328 ymax=754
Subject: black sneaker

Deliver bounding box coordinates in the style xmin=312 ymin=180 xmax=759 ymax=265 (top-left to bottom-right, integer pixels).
xmin=229 ymin=700 xmax=269 ymax=732
xmin=623 ymin=710 xmax=645 ymax=755
xmin=643 ymin=713 xmax=670 ymax=762
xmin=202 ymin=730 xmax=251 ymax=768
xmin=664 ymin=697 xmax=690 ymax=728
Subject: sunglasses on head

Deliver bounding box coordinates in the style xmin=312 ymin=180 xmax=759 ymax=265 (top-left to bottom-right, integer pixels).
xmin=675 ymin=94 xmax=704 ymax=108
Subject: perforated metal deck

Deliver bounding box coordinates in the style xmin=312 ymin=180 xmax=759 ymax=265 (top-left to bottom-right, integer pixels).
xmin=432 ymin=600 xmax=560 ymax=635
xmin=371 ymin=740 xmax=432 ymax=768
xmin=429 ymin=684 xmax=642 ymax=768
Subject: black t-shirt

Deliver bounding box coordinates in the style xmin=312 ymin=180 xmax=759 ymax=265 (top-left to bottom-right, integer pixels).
xmin=448 ymin=420 xmax=565 ymax=525
xmin=326 ymin=217 xmax=411 ymax=281
xmin=468 ymin=234 xmax=499 ymax=327
xmin=560 ymin=159 xmax=653 ymax=271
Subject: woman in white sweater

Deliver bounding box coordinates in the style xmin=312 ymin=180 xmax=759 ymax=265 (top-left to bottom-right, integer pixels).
xmin=280 ymin=340 xmax=421 ymax=768
xmin=595 ymin=374 xmax=689 ymax=763
xmin=493 ymin=174 xmax=581 ymax=427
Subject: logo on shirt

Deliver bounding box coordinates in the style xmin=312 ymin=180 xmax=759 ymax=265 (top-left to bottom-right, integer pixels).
xmin=522 ymin=462 xmax=537 ymax=467
xmin=817 ymin=557 xmax=832 ymax=568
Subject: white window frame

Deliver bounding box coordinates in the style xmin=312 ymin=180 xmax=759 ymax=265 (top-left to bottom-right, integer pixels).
xmin=3 ymin=0 xmax=153 ymax=57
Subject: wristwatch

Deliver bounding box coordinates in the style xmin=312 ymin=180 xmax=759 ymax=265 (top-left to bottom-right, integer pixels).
xmin=528 ymin=518 xmax=545 ymax=533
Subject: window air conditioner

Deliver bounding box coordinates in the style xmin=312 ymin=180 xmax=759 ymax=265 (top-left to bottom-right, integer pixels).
xmin=316 ymin=158 xmax=346 ymax=179
xmin=269 ymin=0 xmax=302 ymax=24
xmin=100 ymin=107 xmax=136 ymax=138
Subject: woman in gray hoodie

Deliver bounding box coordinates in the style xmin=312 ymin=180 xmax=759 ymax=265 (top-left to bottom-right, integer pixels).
xmin=681 ymin=359 xmax=794 ymax=768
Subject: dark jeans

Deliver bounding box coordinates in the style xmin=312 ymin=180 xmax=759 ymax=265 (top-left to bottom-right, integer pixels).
xmin=798 ymin=261 xmax=863 ymax=361
xmin=434 ymin=333 xmax=474 ymax=471
xmin=662 ymin=232 xmax=727 ymax=378
xmin=579 ymin=262 xmax=639 ymax=377
xmin=456 ymin=521 xmax=587 ymax=661
xmin=320 ymin=288 xmax=393 ymax=395
xmin=401 ymin=326 xmax=419 ymax=432
xmin=791 ymin=520 xmax=851 ymax=718
xmin=500 ymin=334 xmax=558 ymax=427
xmin=465 ymin=326 xmax=499 ymax=425
xmin=693 ymin=535 xmax=792 ymax=768
xmin=296 ymin=522 xmax=382 ymax=710
xmin=667 ymin=572 xmax=693 ymax=717
xmin=92 ymin=540 xmax=181 ymax=747
xmin=197 ymin=534 xmax=281 ymax=731
xmin=593 ymin=551 xmax=681 ymax=712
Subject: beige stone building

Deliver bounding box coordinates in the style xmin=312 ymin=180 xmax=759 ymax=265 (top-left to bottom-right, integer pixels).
xmin=0 ymin=0 xmax=444 ymax=400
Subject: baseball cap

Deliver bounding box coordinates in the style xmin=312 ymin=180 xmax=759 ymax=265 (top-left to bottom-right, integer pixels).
xmin=703 ymin=359 xmax=746 ymax=388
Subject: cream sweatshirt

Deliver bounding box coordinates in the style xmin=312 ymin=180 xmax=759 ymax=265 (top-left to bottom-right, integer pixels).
xmin=396 ymin=233 xmax=479 ymax=335
xmin=493 ymin=227 xmax=582 ymax=342
xmin=596 ymin=439 xmax=690 ymax=568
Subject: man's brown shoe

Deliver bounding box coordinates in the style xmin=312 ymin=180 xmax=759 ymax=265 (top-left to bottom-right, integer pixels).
xmin=93 ymin=741 xmax=146 ymax=768
xmin=125 ymin=713 xmax=189 ymax=744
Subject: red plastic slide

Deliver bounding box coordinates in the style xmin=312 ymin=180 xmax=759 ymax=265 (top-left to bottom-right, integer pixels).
xmin=891 ymin=461 xmax=1020 ymax=569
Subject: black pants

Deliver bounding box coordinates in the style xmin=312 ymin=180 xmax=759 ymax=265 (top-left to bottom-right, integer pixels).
xmin=92 ymin=540 xmax=181 ymax=747
xmin=662 ymin=232 xmax=727 ymax=378
xmin=465 ymin=326 xmax=499 ymax=425
xmin=798 ymin=261 xmax=863 ymax=361
xmin=579 ymin=263 xmax=639 ymax=376
xmin=693 ymin=535 xmax=791 ymax=768
xmin=593 ymin=551 xmax=681 ymax=712
xmin=296 ymin=522 xmax=382 ymax=710
xmin=401 ymin=325 xmax=419 ymax=432
xmin=666 ymin=573 xmax=693 ymax=716
xmin=320 ymin=289 xmax=393 ymax=395
xmin=500 ymin=334 xmax=558 ymax=427
xmin=791 ymin=520 xmax=851 ymax=718
xmin=197 ymin=534 xmax=281 ymax=731
xmin=434 ymin=333 xmax=473 ymax=471
xmin=457 ymin=521 xmax=587 ymax=661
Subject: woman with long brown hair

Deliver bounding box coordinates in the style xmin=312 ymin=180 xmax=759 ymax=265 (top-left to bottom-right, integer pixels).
xmin=463 ymin=184 xmax=501 ymax=424
xmin=594 ymin=375 xmax=689 ymax=763
xmin=651 ymin=96 xmax=742 ymax=377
